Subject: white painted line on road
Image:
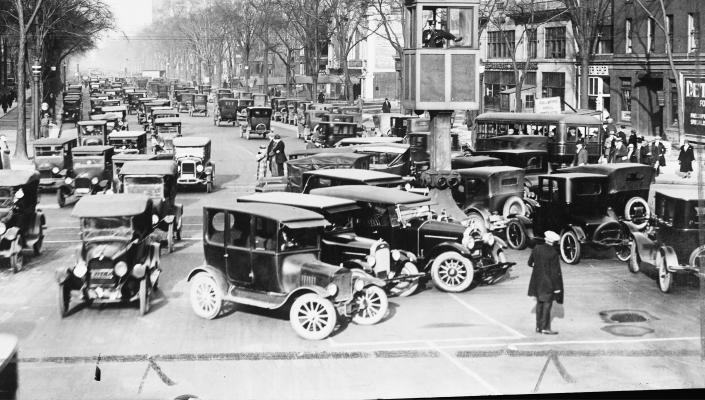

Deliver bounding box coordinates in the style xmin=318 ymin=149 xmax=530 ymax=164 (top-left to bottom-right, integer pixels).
xmin=448 ymin=293 xmax=526 ymax=339
xmin=329 ymin=336 xmax=518 ymax=347
xmin=512 ymin=336 xmax=702 ymax=347
xmin=427 ymin=341 xmax=500 ymax=395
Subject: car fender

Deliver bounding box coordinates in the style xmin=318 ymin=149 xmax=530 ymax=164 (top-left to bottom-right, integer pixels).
xmin=350 ymin=267 xmax=386 ymax=288
xmin=512 ymin=215 xmax=536 ymax=241
xmin=688 ymin=245 xmax=705 ymax=268
xmin=187 ymin=265 xmax=229 ymax=297
xmin=564 ymin=225 xmax=587 ymax=243
xmin=55 ymin=267 xmax=70 ymax=284
xmin=2 ymin=226 xmax=20 ymax=242
xmin=629 ymin=230 xmax=658 ymax=268
xmin=427 ymin=242 xmax=472 ymax=270
xmin=463 ymin=206 xmax=491 ymax=225
xmin=621 ymin=219 xmax=645 ymax=234
xmin=660 ymin=246 xmax=680 ymax=273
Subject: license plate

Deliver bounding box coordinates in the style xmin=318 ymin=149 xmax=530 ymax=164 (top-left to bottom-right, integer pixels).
xmin=90 ymin=269 xmax=113 ymax=280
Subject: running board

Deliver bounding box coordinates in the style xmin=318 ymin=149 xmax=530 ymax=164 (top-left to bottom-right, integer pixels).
xmin=225 ymin=286 xmax=288 ymax=310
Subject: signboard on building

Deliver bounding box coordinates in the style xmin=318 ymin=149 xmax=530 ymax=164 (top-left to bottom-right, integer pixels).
xmin=535 ymin=97 xmax=562 ymax=114
xmin=684 ymin=75 xmax=705 ymax=138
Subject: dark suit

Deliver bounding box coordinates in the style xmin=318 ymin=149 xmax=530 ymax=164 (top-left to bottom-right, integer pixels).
xmin=679 ymin=145 xmax=695 ymax=173
xmin=572 ymin=148 xmax=588 ymax=166
xmin=270 ymin=140 xmax=287 ymax=176
xmin=528 ymin=243 xmax=564 ymax=332
xmin=382 ymin=100 xmax=391 ymax=113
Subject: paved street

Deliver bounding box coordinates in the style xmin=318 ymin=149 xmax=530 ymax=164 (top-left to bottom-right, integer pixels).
xmin=0 ymin=106 xmax=701 ymax=399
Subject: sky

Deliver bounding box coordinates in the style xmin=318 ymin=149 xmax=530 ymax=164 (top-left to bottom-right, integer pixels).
xmin=105 ymin=0 xmax=153 ymax=35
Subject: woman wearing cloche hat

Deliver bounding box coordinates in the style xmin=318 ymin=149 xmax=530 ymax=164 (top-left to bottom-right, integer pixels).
xmin=527 ymin=231 xmax=564 ymax=335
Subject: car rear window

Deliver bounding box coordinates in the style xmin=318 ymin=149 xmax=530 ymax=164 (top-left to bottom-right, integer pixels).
xmin=501 ymin=178 xmax=518 ymax=187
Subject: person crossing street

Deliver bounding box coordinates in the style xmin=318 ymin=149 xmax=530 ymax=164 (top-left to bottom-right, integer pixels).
xmin=528 ymin=231 xmax=564 ymax=335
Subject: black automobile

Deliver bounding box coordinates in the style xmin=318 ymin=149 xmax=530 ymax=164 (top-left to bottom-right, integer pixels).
xmin=173 ymin=137 xmax=215 ymax=192
xmin=241 ymin=107 xmax=273 ymax=140
xmin=238 ymin=192 xmax=422 ymax=296
xmin=108 ymin=131 xmax=147 ymax=155
xmin=214 ymin=98 xmax=238 ymax=126
xmin=187 ymin=203 xmax=389 ymax=340
xmin=627 ymin=188 xmax=704 ymax=293
xmin=32 ymin=137 xmax=78 ymax=190
xmin=301 ymin=168 xmax=408 ymax=194
xmin=58 ymin=194 xmax=163 ymax=316
xmin=58 ymin=146 xmax=114 ymax=207
xmin=315 ymin=121 xmax=358 ymax=148
xmin=311 ymin=185 xmax=514 ymax=292
xmin=76 ymin=120 xmax=108 ymax=146
xmin=63 ymin=95 xmax=82 ymax=123
xmin=0 ymin=171 xmax=45 ymax=272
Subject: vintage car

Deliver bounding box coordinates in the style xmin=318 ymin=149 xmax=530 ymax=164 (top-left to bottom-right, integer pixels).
xmin=334 ymin=137 xmax=403 ymax=148
xmin=177 ymin=92 xmax=195 ymax=113
xmin=90 ymin=113 xmax=123 ymax=132
xmin=354 ymin=143 xmax=412 ymax=176
xmin=215 ymin=88 xmax=234 ymax=102
xmin=0 ymin=170 xmax=45 ymax=272
xmin=32 ymin=137 xmax=78 ymax=190
xmin=140 ymin=100 xmax=171 ymax=125
xmin=270 ymin=97 xmax=285 ymax=121
xmin=153 ymin=117 xmax=182 ymax=138
xmin=187 ymin=202 xmax=389 ymax=339
xmin=236 ymin=99 xmax=254 ymax=122
xmin=119 ymin=160 xmax=183 ymax=253
xmin=315 ymin=121 xmax=358 ymax=148
xmin=173 ymin=137 xmax=215 ymax=192
xmin=240 ymin=107 xmax=273 ymax=140
xmin=627 ymin=188 xmax=704 ymax=292
xmin=112 ymin=153 xmax=174 ymax=192
xmin=108 ymin=131 xmax=147 ymax=155
xmin=450 ymin=155 xmax=502 ymax=170
xmin=471 ymin=149 xmax=549 ymax=194
xmin=63 ymin=95 xmax=82 ymax=123
xmin=58 ymin=194 xmax=162 ymax=316
xmin=58 ymin=146 xmax=114 ymax=207
xmin=509 ymin=173 xmax=634 ymax=264
xmin=237 ymin=192 xmax=422 ymax=296
xmin=389 ymin=114 xmax=418 ymax=137
xmin=304 ymin=109 xmax=329 ymax=137
xmin=559 ymin=163 xmax=654 ymax=229
xmin=214 ymin=98 xmax=239 ymax=126
xmin=127 ymin=91 xmax=147 ymax=114
xmin=76 ymin=120 xmax=108 ymax=146
xmin=311 ymin=185 xmax=514 ymax=292
xmin=136 ymin=97 xmax=157 ymax=123
xmin=189 ymin=94 xmax=208 ymax=116
xmin=406 ymin=130 xmax=461 ymax=168
xmin=301 ymin=169 xmax=408 ymax=194
xmin=101 ymin=105 xmax=128 ymax=125
xmin=0 ymin=333 xmax=18 ymax=399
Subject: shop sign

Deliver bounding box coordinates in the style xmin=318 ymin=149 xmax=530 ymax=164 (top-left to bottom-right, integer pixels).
xmin=621 ymin=111 xmax=631 ymax=122
xmin=684 ymin=75 xmax=705 ymax=138
xmin=535 ymin=97 xmax=562 ymax=114
xmin=484 ymin=62 xmax=538 ymax=71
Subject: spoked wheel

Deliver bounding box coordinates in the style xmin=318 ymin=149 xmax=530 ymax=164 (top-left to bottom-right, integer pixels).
xmin=352 ymin=285 xmax=388 ymax=325
xmin=33 ymin=225 xmax=44 ymax=256
xmin=624 ymin=197 xmax=650 ymax=229
xmin=139 ymin=278 xmax=150 ymax=316
xmin=289 ymin=293 xmax=337 ymax=340
xmin=627 ymin=241 xmax=640 ymax=273
xmin=505 ymin=219 xmax=527 ymax=250
xmin=430 ymin=251 xmax=474 ymax=292
xmin=616 ymin=243 xmax=633 ymax=262
xmin=389 ymin=263 xmax=420 ymax=297
xmin=656 ymin=252 xmax=673 ymax=293
xmin=559 ymin=231 xmax=581 ymax=265
xmin=57 ymin=190 xmax=66 ymax=208
xmin=58 ymin=282 xmax=71 ymax=318
xmin=189 ymin=273 xmax=222 ymax=319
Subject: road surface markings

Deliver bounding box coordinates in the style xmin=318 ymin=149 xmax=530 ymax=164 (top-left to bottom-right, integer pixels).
xmin=533 ymin=351 xmax=575 ymax=392
xmin=448 ymin=293 xmax=526 ymax=338
xmin=328 ymin=336 xmax=518 ymax=348
xmin=427 ymin=341 xmax=500 ymax=395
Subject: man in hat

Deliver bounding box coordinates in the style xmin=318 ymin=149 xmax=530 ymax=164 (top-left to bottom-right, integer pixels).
xmin=572 ymin=139 xmax=588 ymax=166
xmin=528 ymin=230 xmax=564 ymax=335
xmin=382 ymin=98 xmax=391 ymax=113
xmin=268 ymin=134 xmax=287 ymax=177
xmin=638 ymin=137 xmax=650 ymax=165
xmin=611 ymin=136 xmax=629 ymax=163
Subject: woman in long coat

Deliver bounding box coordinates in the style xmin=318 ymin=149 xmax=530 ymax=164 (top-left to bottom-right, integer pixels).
xmin=678 ymin=138 xmax=695 ymax=179
xmin=528 ymin=231 xmax=564 ymax=335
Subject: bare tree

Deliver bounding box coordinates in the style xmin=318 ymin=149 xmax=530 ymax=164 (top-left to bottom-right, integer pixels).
xmin=370 ymin=0 xmax=404 ymax=99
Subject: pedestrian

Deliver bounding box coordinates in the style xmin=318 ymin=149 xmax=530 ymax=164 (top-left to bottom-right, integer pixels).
xmin=382 ymin=98 xmax=391 ymax=113
xmin=628 ymin=129 xmax=638 ymax=148
xmin=603 ymin=131 xmax=615 ymax=163
xmin=572 ymin=140 xmax=588 ymax=166
xmin=269 ymin=134 xmax=287 ymax=177
xmin=611 ymin=137 xmax=629 ymax=163
xmin=0 ymin=93 xmax=7 ymax=114
xmin=656 ymin=139 xmax=667 ymax=175
xmin=317 ymin=90 xmax=325 ymax=104
xmin=639 ymin=137 xmax=650 ymax=166
xmin=605 ymin=117 xmax=617 ymax=136
xmin=678 ymin=138 xmax=695 ymax=179
xmin=265 ymin=134 xmax=276 ymax=176
xmin=617 ymin=127 xmax=627 ymax=143
xmin=528 ymin=230 xmax=564 ymax=335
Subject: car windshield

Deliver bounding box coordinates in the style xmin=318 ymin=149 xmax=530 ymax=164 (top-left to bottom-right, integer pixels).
xmin=81 ymin=127 xmax=103 ymax=136
xmin=279 ymin=227 xmax=319 ymax=252
xmin=250 ymin=109 xmax=269 ymax=118
xmin=175 ymin=146 xmax=204 ymax=159
xmin=124 ymin=176 xmax=164 ymax=200
xmin=396 ymin=203 xmax=431 ymax=224
xmin=0 ymin=188 xmax=13 ymax=208
xmin=324 ymin=211 xmax=354 ymax=232
xmin=81 ymin=216 xmax=133 ymax=240
xmin=74 ymin=156 xmax=103 ymax=167
xmin=35 ymin=145 xmax=62 ymax=157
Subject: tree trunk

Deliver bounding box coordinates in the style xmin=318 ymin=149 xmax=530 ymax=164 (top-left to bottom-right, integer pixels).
xmin=15 ymin=29 xmax=28 ymax=159
xmin=263 ymin=41 xmax=269 ymax=94
xmin=514 ymin=69 xmax=523 ymax=112
xmin=579 ymin=47 xmax=590 ymax=110
xmin=215 ymin=55 xmax=223 ymax=88
xmin=285 ymin=51 xmax=292 ymax=96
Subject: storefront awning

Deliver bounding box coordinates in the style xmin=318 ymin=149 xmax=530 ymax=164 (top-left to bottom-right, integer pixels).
xmin=500 ymin=85 xmax=536 ymax=94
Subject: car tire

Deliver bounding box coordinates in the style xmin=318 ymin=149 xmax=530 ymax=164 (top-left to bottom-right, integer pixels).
xmin=389 ymin=263 xmax=420 ymax=297
xmin=206 ymin=182 xmax=213 ymax=193
xmin=627 ymin=241 xmax=639 ymax=273
xmin=505 ymin=219 xmax=527 ymax=250
xmin=430 ymin=251 xmax=474 ymax=292
xmin=57 ymin=190 xmax=66 ymax=208
xmin=352 ymin=285 xmax=389 ymax=325
xmin=559 ymin=231 xmax=581 ymax=264
xmin=189 ymin=273 xmax=222 ymax=320
xmin=139 ymin=278 xmax=150 ymax=316
xmin=58 ymin=282 xmax=71 ymax=318
xmin=167 ymin=224 xmax=175 ymax=253
xmin=616 ymin=243 xmax=633 ymax=263
xmin=289 ymin=293 xmax=337 ymax=340
xmin=502 ymin=196 xmax=527 ymax=217
xmin=10 ymin=249 xmax=24 ymax=273
xmin=656 ymin=252 xmax=672 ymax=293
xmin=624 ymin=196 xmax=650 ymax=229
xmin=465 ymin=212 xmax=488 ymax=235
xmin=33 ymin=225 xmax=44 ymax=256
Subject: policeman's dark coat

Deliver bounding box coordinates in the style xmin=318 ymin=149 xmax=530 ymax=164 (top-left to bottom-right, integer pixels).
xmin=527 ymin=243 xmax=564 ymax=304
xmin=678 ymin=145 xmax=695 ymax=173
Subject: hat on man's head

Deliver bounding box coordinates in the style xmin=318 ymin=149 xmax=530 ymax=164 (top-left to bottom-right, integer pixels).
xmin=615 ymin=136 xmax=623 ymax=142
xmin=544 ymin=231 xmax=560 ymax=244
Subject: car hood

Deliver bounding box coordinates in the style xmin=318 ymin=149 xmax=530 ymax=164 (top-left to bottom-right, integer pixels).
xmin=323 ymin=232 xmax=378 ymax=252
xmin=417 ymin=219 xmax=465 ymax=239
xmin=282 ymin=252 xmax=343 ymax=288
xmin=83 ymin=239 xmax=132 ymax=261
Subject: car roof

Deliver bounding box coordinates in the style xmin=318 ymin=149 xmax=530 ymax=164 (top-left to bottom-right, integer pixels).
xmin=72 ymin=194 xmax=151 ymax=217
xmin=153 ymin=109 xmax=178 ymax=114
xmin=154 ymin=117 xmax=181 ymax=124
xmin=355 ymin=143 xmax=409 ymax=154
xmin=109 ymin=130 xmax=146 ymax=138
xmin=455 ymin=165 xmax=524 ymax=177
xmin=452 ymin=155 xmax=502 ymax=167
xmin=72 ymin=145 xmax=113 ymax=153
xmin=173 ymin=137 xmax=210 ymax=147
xmin=336 ymin=137 xmax=403 ymax=146
xmin=237 ymin=192 xmax=359 ymax=210
xmin=101 ymin=105 xmax=127 ymax=111
xmin=655 ymin=187 xmax=702 ymax=201
xmin=120 ymin=160 xmax=176 ymax=176
xmin=303 ymin=168 xmax=402 ymax=181
xmin=90 ymin=114 xmax=119 ymax=121
xmin=78 ymin=120 xmax=107 ymax=126
xmin=0 ymin=170 xmax=39 ymax=186
xmin=560 ymin=163 xmax=652 ymax=175
xmin=34 ymin=136 xmax=77 ymax=146
xmin=206 ymin=202 xmax=328 ymax=224
xmin=113 ymin=153 xmax=165 ymax=162
xmin=247 ymin=106 xmax=272 ymax=110
xmin=311 ymin=185 xmax=429 ymax=205
xmin=539 ymin=172 xmax=606 ymax=180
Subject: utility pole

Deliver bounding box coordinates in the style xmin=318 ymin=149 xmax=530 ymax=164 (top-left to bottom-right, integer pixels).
xmin=31 ymin=59 xmax=41 ymax=140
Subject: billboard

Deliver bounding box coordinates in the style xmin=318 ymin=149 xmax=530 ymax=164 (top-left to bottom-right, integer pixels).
xmin=684 ymin=75 xmax=705 ymax=138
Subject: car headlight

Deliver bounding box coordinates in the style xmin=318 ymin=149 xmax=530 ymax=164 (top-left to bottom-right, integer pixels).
xmin=152 ymin=215 xmax=159 ymax=225
xmin=483 ymin=233 xmax=495 ymax=246
xmin=0 ymin=222 xmax=6 ymax=236
xmin=365 ymin=255 xmax=376 ymax=267
xmin=391 ymin=249 xmax=401 ymax=261
xmin=52 ymin=167 xmax=60 ymax=174
xmin=462 ymin=227 xmax=475 ymax=249
xmin=353 ymin=279 xmax=364 ymax=292
xmin=132 ymin=263 xmax=146 ymax=278
xmin=64 ymin=177 xmax=73 ymax=185
xmin=196 ymin=164 xmax=204 ymax=173
xmin=73 ymin=260 xmax=87 ymax=278
xmin=326 ymin=283 xmax=338 ymax=297
xmin=205 ymin=166 xmax=213 ymax=174
xmin=114 ymin=261 xmax=128 ymax=277
xmin=91 ymin=177 xmax=99 ymax=185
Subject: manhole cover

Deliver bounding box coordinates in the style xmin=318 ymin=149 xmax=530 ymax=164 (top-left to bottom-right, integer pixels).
xmin=610 ymin=312 xmax=647 ymax=323
xmin=602 ymin=325 xmax=654 ymax=337
xmin=598 ymin=309 xmax=656 ymax=324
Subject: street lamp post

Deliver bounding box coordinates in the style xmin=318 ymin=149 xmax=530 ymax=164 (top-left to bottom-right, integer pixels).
xmin=62 ymin=61 xmax=67 ymax=90
xmin=31 ymin=59 xmax=41 ymax=140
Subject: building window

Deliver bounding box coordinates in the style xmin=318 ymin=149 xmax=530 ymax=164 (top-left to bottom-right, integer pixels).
xmin=527 ymin=29 xmax=537 ymax=59
xmin=487 ymin=30 xmax=514 ymax=58
xmin=525 ymin=71 xmax=536 ymax=85
xmin=597 ymin=25 xmax=613 ymax=54
xmin=688 ymin=13 xmax=700 ymax=52
xmin=525 ymin=94 xmax=535 ymax=109
xmin=545 ymin=27 xmax=566 ymax=58
xmin=621 ymin=78 xmax=632 ymax=113
xmin=667 ymin=15 xmax=674 ymax=51
xmin=542 ymin=72 xmax=565 ymax=110
xmin=671 ymin=80 xmax=679 ymax=127
xmin=647 ymin=18 xmax=655 ymax=53
xmin=484 ymin=71 xmax=515 ymax=111
xmin=625 ymin=19 xmax=633 ymax=54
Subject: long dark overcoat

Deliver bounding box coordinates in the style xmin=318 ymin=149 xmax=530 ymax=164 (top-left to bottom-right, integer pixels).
xmin=527 ymin=243 xmax=564 ymax=304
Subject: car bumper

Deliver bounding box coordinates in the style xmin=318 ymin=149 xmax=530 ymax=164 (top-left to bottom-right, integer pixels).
xmin=39 ymin=178 xmax=62 ymax=188
xmin=177 ymin=176 xmax=207 ymax=185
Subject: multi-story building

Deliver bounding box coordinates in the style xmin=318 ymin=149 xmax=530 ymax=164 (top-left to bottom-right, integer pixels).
xmin=606 ymin=0 xmax=704 ymax=144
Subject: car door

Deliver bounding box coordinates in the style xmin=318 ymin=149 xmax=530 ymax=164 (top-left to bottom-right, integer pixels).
xmin=225 ymin=211 xmax=254 ymax=285
xmin=203 ymin=208 xmax=227 ymax=272
xmin=536 ymin=177 xmax=564 ymax=234
xmin=250 ymin=216 xmax=279 ymax=292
